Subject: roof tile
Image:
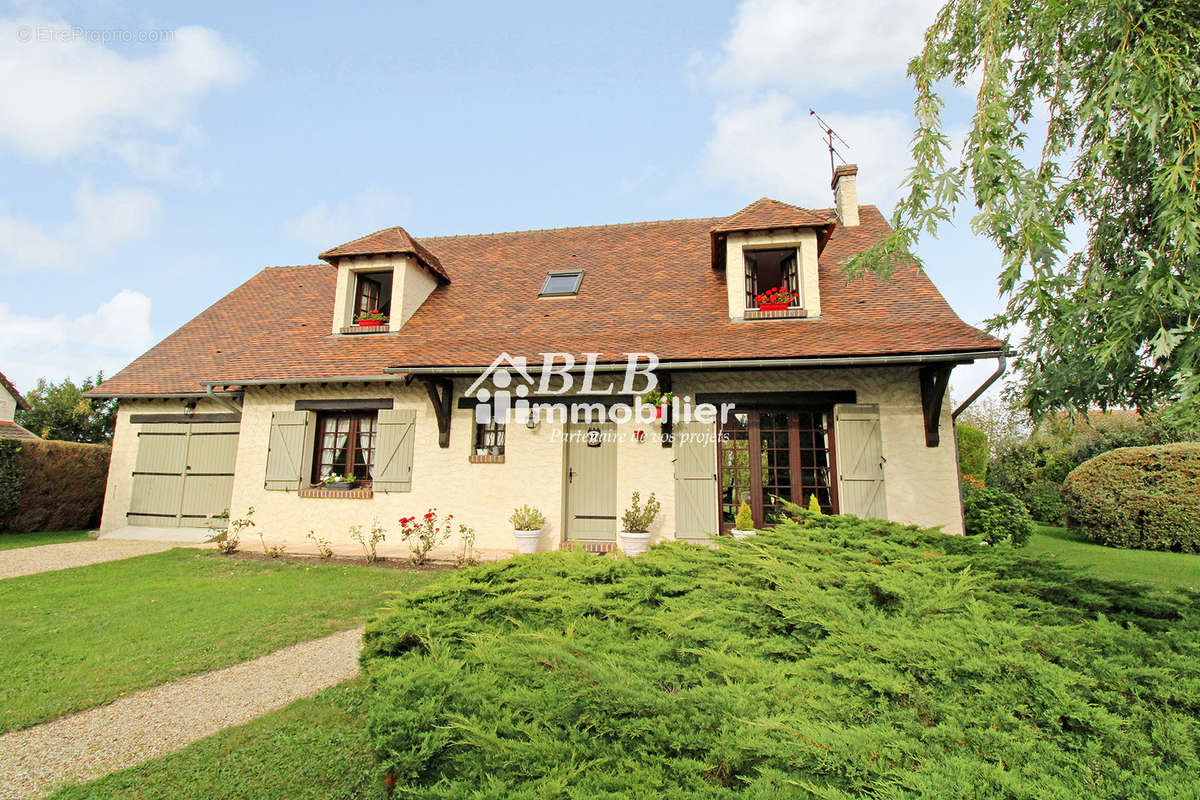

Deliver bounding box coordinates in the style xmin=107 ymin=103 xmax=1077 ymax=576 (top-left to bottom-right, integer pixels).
xmin=91 ymin=206 xmax=1003 ymax=396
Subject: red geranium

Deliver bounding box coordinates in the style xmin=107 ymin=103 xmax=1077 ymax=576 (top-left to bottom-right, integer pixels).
xmin=754 ymin=286 xmax=799 ymax=306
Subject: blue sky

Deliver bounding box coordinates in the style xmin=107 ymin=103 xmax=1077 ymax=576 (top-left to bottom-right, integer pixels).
xmin=0 ymin=0 xmax=1007 ymax=398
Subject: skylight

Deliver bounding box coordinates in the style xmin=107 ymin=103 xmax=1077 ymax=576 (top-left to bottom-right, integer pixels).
xmin=539 ymin=270 xmax=584 ymax=297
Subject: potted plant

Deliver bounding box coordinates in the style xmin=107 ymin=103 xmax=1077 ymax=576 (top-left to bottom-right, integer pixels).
xmin=619 ymin=490 xmax=661 ymax=555
xmin=355 ymin=309 xmax=389 ymax=327
xmin=509 ymin=505 xmax=546 ymax=554
xmin=732 ymin=500 xmax=756 ymax=540
xmin=754 ymin=286 xmax=798 ymax=312
xmin=642 ymin=389 xmax=675 ymax=419
xmin=322 ymin=472 xmax=359 ymax=490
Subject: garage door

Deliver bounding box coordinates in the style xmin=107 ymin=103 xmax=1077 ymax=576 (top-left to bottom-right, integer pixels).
xmin=128 ymin=421 xmax=240 ymax=527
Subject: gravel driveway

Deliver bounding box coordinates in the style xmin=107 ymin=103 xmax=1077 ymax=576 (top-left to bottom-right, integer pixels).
xmin=0 ymin=540 xmax=176 ymax=581
xmin=0 ymin=626 xmax=364 ymax=799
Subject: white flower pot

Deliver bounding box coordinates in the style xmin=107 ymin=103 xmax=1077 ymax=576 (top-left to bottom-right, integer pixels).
xmin=731 ymin=529 xmax=757 ymax=540
xmin=619 ymin=531 xmax=652 ymax=556
xmin=513 ymin=529 xmax=542 ymax=554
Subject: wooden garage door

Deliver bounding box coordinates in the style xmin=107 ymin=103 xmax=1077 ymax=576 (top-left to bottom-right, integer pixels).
xmin=128 ymin=422 xmax=240 ymax=527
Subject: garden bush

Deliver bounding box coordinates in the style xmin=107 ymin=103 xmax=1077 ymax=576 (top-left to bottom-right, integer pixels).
xmin=1061 ymin=443 xmax=1200 ymax=552
xmin=987 ymin=410 xmax=1185 ymax=524
xmin=955 ymin=422 xmax=988 ymax=483
xmin=362 ymin=515 xmax=1200 ymax=798
xmin=0 ymin=439 xmax=110 ymax=532
xmin=962 ymin=487 xmax=1034 ymax=546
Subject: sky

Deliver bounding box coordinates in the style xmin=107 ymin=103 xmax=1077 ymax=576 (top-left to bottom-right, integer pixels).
xmin=0 ymin=0 xmax=1009 ymax=401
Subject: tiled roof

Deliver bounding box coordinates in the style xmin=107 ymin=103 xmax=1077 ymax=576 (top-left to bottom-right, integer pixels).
xmin=710 ymin=197 xmax=834 ymax=234
xmin=90 ymin=205 xmax=1003 ymax=397
xmin=0 ymin=421 xmax=39 ymax=440
xmin=319 ymin=226 xmax=449 ymax=283
xmin=0 ymin=371 xmax=29 ymax=411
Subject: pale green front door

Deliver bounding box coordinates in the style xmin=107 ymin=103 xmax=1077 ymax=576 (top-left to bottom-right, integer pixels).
xmin=565 ymin=422 xmax=618 ymax=540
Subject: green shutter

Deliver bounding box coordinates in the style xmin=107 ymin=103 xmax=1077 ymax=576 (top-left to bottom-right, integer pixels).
xmin=673 ymin=420 xmax=718 ymax=541
xmin=833 ymin=404 xmax=887 ymax=519
xmin=264 ymin=411 xmax=308 ymax=491
xmin=373 ymin=409 xmax=415 ymax=492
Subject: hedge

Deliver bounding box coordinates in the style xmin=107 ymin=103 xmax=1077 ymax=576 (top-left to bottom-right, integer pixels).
xmin=956 ymin=423 xmax=988 ymax=482
xmin=988 ymin=411 xmax=1186 ymax=524
xmin=1061 ymin=443 xmax=1200 ymax=552
xmin=0 ymin=439 xmax=111 ymax=532
xmin=363 ymin=514 xmax=1200 ymax=798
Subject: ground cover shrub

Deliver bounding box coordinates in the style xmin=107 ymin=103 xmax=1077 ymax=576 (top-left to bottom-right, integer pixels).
xmin=1062 ymin=443 xmax=1200 ymax=552
xmin=362 ymin=514 xmax=1200 ymax=798
xmin=0 ymin=439 xmax=109 ymax=531
xmin=963 ymin=487 xmax=1034 ymax=546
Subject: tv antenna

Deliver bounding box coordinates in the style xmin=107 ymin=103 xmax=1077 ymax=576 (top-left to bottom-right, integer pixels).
xmin=809 ymin=108 xmax=849 ymax=175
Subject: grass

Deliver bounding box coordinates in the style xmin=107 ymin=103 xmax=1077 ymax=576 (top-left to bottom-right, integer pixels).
xmin=0 ymin=530 xmax=90 ymax=550
xmin=1027 ymin=524 xmax=1200 ymax=593
xmin=47 ymin=681 xmax=382 ymax=800
xmin=0 ymin=549 xmax=443 ymax=733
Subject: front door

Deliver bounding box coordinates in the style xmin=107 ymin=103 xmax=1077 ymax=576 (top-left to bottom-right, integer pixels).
xmin=565 ymin=422 xmax=618 ymax=540
xmin=718 ymin=409 xmax=837 ymax=531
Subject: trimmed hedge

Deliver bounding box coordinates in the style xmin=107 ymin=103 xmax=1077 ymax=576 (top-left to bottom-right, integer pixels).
xmin=956 ymin=423 xmax=988 ymax=482
xmin=0 ymin=439 xmax=111 ymax=532
xmin=363 ymin=515 xmax=1200 ymax=798
xmin=1062 ymin=443 xmax=1200 ymax=552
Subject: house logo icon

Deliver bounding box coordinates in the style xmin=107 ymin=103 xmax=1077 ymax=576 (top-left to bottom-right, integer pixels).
xmin=464 ymin=353 xmax=536 ymax=425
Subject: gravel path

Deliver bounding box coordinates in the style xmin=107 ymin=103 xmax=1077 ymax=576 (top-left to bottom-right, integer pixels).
xmin=0 ymin=626 xmax=364 ymax=799
xmin=0 ymin=541 xmax=176 ymax=581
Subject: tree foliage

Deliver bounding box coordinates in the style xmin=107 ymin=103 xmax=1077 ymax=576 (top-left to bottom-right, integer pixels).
xmin=955 ymin=422 xmax=989 ymax=481
xmin=15 ymin=374 xmax=116 ymax=443
xmin=850 ymin=0 xmax=1200 ymax=419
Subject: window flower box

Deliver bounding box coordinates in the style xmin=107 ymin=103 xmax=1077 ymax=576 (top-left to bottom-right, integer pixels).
xmin=355 ymin=309 xmax=389 ymax=327
xmin=754 ymin=286 xmax=799 ymax=312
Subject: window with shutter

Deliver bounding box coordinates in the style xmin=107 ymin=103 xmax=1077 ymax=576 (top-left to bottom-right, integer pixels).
xmin=264 ymin=411 xmax=309 ymax=491
xmin=373 ymin=409 xmax=416 ymax=492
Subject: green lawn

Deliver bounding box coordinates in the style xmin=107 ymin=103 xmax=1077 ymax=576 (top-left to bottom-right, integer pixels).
xmin=0 ymin=530 xmax=91 ymax=550
xmin=0 ymin=549 xmax=443 ymax=732
xmin=48 ymin=681 xmax=381 ymax=800
xmin=1027 ymin=524 xmax=1200 ymax=593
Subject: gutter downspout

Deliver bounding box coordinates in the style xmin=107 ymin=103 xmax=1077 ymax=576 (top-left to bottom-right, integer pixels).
xmin=949 ymin=353 xmax=1008 ymax=535
xmin=205 ymin=385 xmax=244 ymax=416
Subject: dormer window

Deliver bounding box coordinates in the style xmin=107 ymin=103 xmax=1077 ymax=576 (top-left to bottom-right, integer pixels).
xmin=539 ymin=269 xmax=584 ymax=297
xmin=354 ymin=270 xmax=393 ymax=323
xmin=744 ymin=248 xmax=800 ymax=309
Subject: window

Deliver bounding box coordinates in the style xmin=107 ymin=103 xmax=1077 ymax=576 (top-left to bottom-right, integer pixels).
xmin=312 ymin=411 xmax=378 ymax=482
xmin=744 ymin=248 xmax=799 ymax=309
xmin=353 ymin=271 xmax=393 ymax=321
xmin=473 ymin=420 xmax=505 ymax=456
xmin=718 ymin=408 xmax=835 ymax=531
xmin=539 ymin=269 xmax=584 ymax=297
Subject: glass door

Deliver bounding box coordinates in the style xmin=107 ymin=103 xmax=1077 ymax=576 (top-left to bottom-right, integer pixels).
xmin=718 ymin=408 xmax=837 ymax=531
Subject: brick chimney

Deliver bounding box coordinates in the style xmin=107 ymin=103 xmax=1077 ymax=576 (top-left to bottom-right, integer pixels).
xmin=832 ymin=163 xmax=859 ymax=227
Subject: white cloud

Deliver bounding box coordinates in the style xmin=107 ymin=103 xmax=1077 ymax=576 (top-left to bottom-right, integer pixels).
xmin=0 ymin=17 xmax=252 ymax=163
xmin=283 ymin=188 xmax=413 ymax=251
xmin=0 ymin=290 xmax=154 ymax=388
xmin=703 ymin=0 xmax=942 ymax=93
xmin=704 ymin=93 xmax=911 ymax=210
xmin=0 ymin=180 xmax=161 ymax=270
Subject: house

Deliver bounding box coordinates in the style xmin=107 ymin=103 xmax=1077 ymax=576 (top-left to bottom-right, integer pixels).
xmin=0 ymin=371 xmax=37 ymax=441
xmin=89 ymin=165 xmax=1003 ymax=556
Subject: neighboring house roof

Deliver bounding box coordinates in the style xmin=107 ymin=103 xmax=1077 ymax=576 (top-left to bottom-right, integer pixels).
xmin=0 ymin=421 xmax=39 ymax=440
xmin=0 ymin=371 xmax=30 ymax=411
xmin=89 ymin=204 xmax=1003 ymax=397
xmin=319 ymin=226 xmax=450 ymax=284
xmin=710 ymin=197 xmax=835 ymax=234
